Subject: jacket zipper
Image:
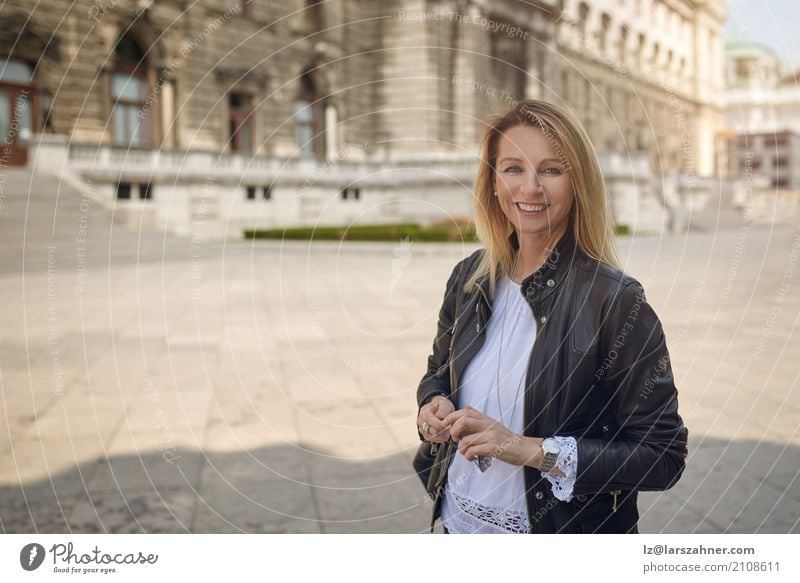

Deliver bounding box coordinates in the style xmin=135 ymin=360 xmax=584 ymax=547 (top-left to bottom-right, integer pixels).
xmin=434 ymin=316 xmax=459 ymax=377
xmin=611 ymin=489 xmax=621 ymax=512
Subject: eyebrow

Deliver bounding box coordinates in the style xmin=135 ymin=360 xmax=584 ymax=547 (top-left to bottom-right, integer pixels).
xmin=497 ymin=157 xmax=565 ymax=165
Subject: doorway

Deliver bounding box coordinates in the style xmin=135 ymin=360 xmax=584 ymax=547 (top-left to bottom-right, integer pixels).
xmin=0 ymin=58 xmax=38 ymax=167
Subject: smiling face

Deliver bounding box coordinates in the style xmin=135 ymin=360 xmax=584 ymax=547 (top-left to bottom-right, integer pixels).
xmin=493 ymin=124 xmax=574 ymax=246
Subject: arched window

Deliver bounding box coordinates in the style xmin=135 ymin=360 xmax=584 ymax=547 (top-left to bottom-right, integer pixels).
xmin=111 ymin=34 xmax=150 ymax=147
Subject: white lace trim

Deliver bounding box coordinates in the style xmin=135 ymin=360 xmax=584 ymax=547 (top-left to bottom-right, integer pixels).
xmin=444 ymin=481 xmax=530 ymax=533
xmin=542 ymin=436 xmax=578 ymax=502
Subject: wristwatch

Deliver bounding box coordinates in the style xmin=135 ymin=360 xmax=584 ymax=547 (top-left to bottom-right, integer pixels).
xmin=539 ymin=437 xmax=560 ymax=474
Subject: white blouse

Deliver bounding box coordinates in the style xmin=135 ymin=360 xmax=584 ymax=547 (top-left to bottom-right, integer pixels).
xmin=440 ymin=274 xmax=578 ymax=534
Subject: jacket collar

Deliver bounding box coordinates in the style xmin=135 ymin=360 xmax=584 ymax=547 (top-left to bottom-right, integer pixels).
xmin=475 ymin=229 xmax=579 ymax=305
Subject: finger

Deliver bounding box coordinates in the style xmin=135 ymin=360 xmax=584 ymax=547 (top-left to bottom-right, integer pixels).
xmin=426 ymin=430 xmax=450 ymax=444
xmin=433 ymin=400 xmax=455 ymax=420
xmin=442 ymin=405 xmax=486 ymax=428
xmin=427 ymin=422 xmax=452 ymax=440
xmin=422 ymin=408 xmax=447 ymax=433
xmin=457 ymin=432 xmax=483 ymax=455
xmin=421 ymin=411 xmax=453 ymax=443
xmin=449 ymin=416 xmax=485 ymax=442
xmin=462 ymin=442 xmax=496 ymax=462
xmin=441 ymin=408 xmax=473 ymax=428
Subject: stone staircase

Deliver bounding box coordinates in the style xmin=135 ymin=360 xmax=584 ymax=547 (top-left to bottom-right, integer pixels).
xmin=0 ymin=168 xmax=200 ymax=274
xmin=684 ymin=178 xmax=750 ymax=232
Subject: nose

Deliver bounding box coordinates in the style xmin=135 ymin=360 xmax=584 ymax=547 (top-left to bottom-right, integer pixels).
xmin=521 ymin=170 xmax=544 ymax=196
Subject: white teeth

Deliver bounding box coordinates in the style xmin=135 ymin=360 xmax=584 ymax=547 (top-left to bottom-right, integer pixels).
xmin=517 ymin=203 xmax=546 ymax=212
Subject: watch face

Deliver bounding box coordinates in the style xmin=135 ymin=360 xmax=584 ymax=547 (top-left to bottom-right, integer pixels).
xmin=542 ymin=438 xmax=560 ymax=455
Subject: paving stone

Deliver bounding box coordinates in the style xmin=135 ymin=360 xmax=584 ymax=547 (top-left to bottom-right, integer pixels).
xmin=67 ymin=487 xmax=197 ymax=533
xmin=192 ymin=474 xmax=319 ymax=533
xmin=3 ymin=226 xmax=799 ymax=533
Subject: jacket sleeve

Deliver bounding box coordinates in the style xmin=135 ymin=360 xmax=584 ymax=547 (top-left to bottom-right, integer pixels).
xmin=415 ymin=259 xmax=464 ymax=441
xmin=573 ymin=280 xmax=688 ymax=495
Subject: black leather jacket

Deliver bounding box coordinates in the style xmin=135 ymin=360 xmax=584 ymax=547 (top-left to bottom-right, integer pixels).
xmin=416 ymin=230 xmax=688 ymax=533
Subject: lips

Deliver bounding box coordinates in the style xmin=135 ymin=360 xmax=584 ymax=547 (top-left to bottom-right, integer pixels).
xmin=516 ymin=202 xmax=548 ymax=213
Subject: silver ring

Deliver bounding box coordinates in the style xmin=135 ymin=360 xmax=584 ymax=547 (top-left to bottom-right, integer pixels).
xmin=422 ymin=422 xmax=431 ymax=435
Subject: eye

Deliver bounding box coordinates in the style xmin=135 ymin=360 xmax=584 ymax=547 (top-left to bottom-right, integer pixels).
xmin=539 ymin=166 xmax=564 ymax=175
xmin=503 ymin=165 xmax=522 ymax=174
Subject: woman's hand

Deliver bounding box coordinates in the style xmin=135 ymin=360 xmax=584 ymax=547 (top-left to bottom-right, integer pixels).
xmin=417 ymin=395 xmax=456 ymax=443
xmin=441 ymin=406 xmax=541 ymax=468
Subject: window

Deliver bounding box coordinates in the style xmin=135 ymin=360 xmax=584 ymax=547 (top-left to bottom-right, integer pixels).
xmin=40 ymin=89 xmax=54 ymax=132
xmin=0 ymin=58 xmax=33 ymax=84
xmin=116 ymin=182 xmax=153 ymax=200
xmin=579 ymin=3 xmax=589 ymax=40
xmin=619 ymin=26 xmax=628 ymax=62
xmin=340 ymin=187 xmax=360 ymax=200
xmin=488 ymin=15 xmax=528 ymax=100
xmin=598 ymin=13 xmax=611 ymax=52
xmin=735 ymin=57 xmax=756 ymax=81
xmin=116 ymin=183 xmax=132 ymax=199
xmin=740 ymin=157 xmax=760 ymax=171
xmin=764 ymin=134 xmax=788 ymax=148
xmin=294 ymin=99 xmax=314 ymax=156
xmin=583 ymin=78 xmax=593 ymax=136
xmin=306 ymin=0 xmax=324 ymax=34
xmin=295 ymin=70 xmax=324 ymax=158
xmin=229 ymin=92 xmax=254 ymax=154
xmin=636 ymin=33 xmax=646 ymax=67
xmin=111 ymin=35 xmax=150 ymax=147
xmin=262 ymin=185 xmax=272 ymax=200
xmin=246 ymin=185 xmax=256 ymax=200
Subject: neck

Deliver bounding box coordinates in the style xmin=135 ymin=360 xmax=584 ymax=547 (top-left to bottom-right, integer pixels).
xmin=511 ymin=227 xmax=567 ymax=283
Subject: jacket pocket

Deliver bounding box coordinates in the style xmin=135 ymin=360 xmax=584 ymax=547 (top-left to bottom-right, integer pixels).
xmin=572 ymin=489 xmax=623 ymax=517
xmin=573 ymin=490 xmax=635 ymax=533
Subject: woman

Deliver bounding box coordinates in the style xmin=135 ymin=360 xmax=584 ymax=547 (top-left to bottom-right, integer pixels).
xmin=415 ymin=99 xmax=688 ymax=534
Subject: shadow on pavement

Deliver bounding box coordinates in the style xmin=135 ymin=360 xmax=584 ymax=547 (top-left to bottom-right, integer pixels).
xmin=2 ymin=434 xmax=798 ymax=533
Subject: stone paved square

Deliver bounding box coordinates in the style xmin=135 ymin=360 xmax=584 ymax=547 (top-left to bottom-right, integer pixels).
xmin=1 ymin=222 xmax=799 ymax=533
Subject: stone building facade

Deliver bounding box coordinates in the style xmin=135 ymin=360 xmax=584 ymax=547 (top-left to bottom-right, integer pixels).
xmin=1 ymin=0 xmax=725 ymax=236
xmin=724 ymin=42 xmax=800 ymax=191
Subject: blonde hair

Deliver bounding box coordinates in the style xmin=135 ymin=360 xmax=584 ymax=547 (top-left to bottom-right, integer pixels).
xmin=465 ymin=99 xmax=621 ymax=297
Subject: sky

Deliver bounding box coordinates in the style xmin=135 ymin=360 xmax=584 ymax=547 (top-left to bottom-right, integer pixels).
xmin=726 ymin=0 xmax=800 ymax=70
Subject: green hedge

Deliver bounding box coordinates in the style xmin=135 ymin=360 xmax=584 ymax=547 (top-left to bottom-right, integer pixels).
xmin=245 ymin=223 xmax=630 ymax=241
xmin=244 ymin=223 xmax=479 ymax=242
